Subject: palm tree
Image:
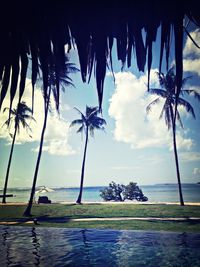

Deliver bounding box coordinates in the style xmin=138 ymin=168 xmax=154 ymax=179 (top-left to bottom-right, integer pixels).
xmin=146 ymin=67 xmax=200 ymax=206
xmin=23 ymin=59 xmax=78 ymax=216
xmin=70 ymin=106 xmax=106 ymax=204
xmin=2 ymin=101 xmax=35 ymax=203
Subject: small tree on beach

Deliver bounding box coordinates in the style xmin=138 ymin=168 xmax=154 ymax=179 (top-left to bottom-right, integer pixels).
xmin=146 ymin=67 xmax=200 ymax=206
xmin=2 ymin=101 xmax=35 ymax=203
xmin=100 ymin=182 xmax=124 ymax=201
xmin=123 ymin=182 xmax=148 ymax=201
xmin=100 ymin=181 xmax=147 ymax=202
xmin=70 ymin=106 xmax=106 ymax=204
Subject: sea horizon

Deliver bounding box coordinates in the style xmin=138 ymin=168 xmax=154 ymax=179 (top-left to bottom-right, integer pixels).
xmin=1 ymin=183 xmax=200 ymax=203
xmin=1 ymin=182 xmax=200 ymax=191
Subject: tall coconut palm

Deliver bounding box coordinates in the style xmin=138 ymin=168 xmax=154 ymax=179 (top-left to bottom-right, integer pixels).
xmin=146 ymin=67 xmax=200 ymax=206
xmin=2 ymin=101 xmax=35 ymax=203
xmin=23 ymin=59 xmax=78 ymax=216
xmin=70 ymin=106 xmax=106 ymax=204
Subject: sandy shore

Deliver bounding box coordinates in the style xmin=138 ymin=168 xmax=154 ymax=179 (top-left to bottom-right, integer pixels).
xmin=1 ymin=201 xmax=200 ymax=206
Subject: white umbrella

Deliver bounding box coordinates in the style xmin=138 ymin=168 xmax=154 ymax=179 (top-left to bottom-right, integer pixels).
xmin=35 ymin=186 xmax=55 ymax=194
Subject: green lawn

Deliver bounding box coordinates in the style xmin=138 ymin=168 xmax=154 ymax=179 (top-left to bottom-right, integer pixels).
xmin=0 ymin=203 xmax=200 ymax=232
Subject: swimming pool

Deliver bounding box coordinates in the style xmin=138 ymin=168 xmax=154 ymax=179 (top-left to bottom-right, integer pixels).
xmin=0 ymin=226 xmax=200 ymax=266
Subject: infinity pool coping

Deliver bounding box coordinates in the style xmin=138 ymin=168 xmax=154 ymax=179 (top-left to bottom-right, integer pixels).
xmin=0 ymin=216 xmax=200 ymax=225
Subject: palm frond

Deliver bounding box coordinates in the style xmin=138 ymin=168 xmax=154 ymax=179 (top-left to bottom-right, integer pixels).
xmin=1 ymin=3 xmax=200 ymax=112
xmin=146 ymin=97 xmax=160 ymax=114
xmin=147 ymin=66 xmax=197 ymax=132
xmin=177 ymin=97 xmax=196 ymax=119
xmin=181 ymin=89 xmax=200 ymax=102
xmin=156 ymin=71 xmax=165 ymax=88
xmin=2 ymin=101 xmax=35 ymax=137
xmin=18 ymin=101 xmax=33 ymax=114
xmin=71 ymin=105 xmax=106 ymax=138
xmin=90 ymin=117 xmax=106 ymax=128
xmin=20 ymin=120 xmax=32 ymax=133
xmin=74 ymin=107 xmax=85 ymax=117
xmin=148 ymin=88 xmax=167 ymax=98
xmin=70 ymin=119 xmax=83 ymax=128
xmin=181 ymin=76 xmax=192 ymax=87
xmin=74 ymin=107 xmax=87 ymax=124
xmin=89 ymin=125 xmax=95 ymax=137
xmin=2 ymin=118 xmax=11 ymax=129
xmin=159 ymin=99 xmax=171 ymax=123
xmin=164 ymin=104 xmax=172 ymax=130
xmin=19 ymin=114 xmax=36 ymax=122
xmin=86 ymin=106 xmax=99 ymax=118
xmin=3 ymin=107 xmax=15 ymax=116
xmin=176 ymin=110 xmax=183 ymax=128
xmin=184 ymin=26 xmax=200 ymax=49
xmin=77 ymin=125 xmax=85 ymax=134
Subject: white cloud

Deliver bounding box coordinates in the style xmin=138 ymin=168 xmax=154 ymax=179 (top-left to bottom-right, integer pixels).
xmin=171 ymin=132 xmax=193 ymax=151
xmin=66 ymin=169 xmax=80 ymax=174
xmin=193 ymin=167 xmax=200 ymax=175
xmin=0 ymin=79 xmax=75 ymax=156
xmin=108 ymin=71 xmax=193 ymax=151
xmin=111 ymin=166 xmax=140 ymax=171
xmin=183 ymin=58 xmax=200 ymax=76
xmin=183 ymin=29 xmax=200 ymax=57
xmin=179 ymin=152 xmax=200 ymax=162
xmin=183 ymin=29 xmax=200 ymax=76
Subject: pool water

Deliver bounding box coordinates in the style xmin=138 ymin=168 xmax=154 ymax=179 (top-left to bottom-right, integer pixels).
xmin=0 ymin=226 xmax=200 ymax=266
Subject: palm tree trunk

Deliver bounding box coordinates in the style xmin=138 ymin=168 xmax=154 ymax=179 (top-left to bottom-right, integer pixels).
xmin=171 ymin=109 xmax=184 ymax=206
xmin=23 ymin=93 xmax=50 ymax=216
xmin=76 ymin=127 xmax=89 ymax=204
xmin=2 ymin=127 xmax=17 ymax=203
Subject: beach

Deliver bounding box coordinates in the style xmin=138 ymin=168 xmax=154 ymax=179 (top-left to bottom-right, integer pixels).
xmin=1 ymin=183 xmax=200 ymax=204
xmin=1 ymin=201 xmax=200 ymax=206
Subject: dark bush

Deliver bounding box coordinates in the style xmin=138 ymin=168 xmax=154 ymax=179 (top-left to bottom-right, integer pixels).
xmin=100 ymin=181 xmax=148 ymax=202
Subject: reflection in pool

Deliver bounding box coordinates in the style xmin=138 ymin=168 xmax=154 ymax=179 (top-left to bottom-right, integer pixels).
xmin=0 ymin=226 xmax=200 ymax=266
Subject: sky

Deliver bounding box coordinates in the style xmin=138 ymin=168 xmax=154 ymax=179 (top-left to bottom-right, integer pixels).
xmin=0 ymin=25 xmax=200 ymax=189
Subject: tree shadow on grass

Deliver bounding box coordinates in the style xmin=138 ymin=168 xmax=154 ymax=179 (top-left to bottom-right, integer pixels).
xmin=35 ymin=215 xmax=71 ymax=223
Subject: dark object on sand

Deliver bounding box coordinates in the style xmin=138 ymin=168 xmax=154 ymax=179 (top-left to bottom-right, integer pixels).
xmin=33 ymin=218 xmax=39 ymax=225
xmin=0 ymin=194 xmax=13 ymax=198
xmin=38 ymin=196 xmax=51 ymax=204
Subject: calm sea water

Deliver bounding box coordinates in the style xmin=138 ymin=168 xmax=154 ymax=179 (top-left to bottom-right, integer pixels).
xmin=0 ymin=226 xmax=200 ymax=266
xmin=1 ymin=184 xmax=200 ymax=203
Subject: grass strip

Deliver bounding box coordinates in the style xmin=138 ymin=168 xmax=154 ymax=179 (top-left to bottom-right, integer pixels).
xmin=0 ymin=204 xmax=200 ymax=232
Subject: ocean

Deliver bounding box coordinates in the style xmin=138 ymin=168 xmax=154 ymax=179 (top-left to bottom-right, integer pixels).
xmin=0 ymin=183 xmax=200 ymax=203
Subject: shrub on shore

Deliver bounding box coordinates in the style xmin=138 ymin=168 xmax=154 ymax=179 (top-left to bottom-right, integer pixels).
xmin=100 ymin=181 xmax=148 ymax=202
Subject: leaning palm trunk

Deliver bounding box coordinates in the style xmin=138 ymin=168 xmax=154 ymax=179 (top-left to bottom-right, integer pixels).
xmin=2 ymin=127 xmax=17 ymax=203
xmin=172 ymin=124 xmax=184 ymax=206
xmin=76 ymin=127 xmax=89 ymax=204
xmin=171 ymin=104 xmax=184 ymax=206
xmin=23 ymin=92 xmax=50 ymax=216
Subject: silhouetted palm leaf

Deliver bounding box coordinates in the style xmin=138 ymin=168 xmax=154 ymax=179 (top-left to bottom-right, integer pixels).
xmin=70 ymin=119 xmax=83 ymax=128
xmin=177 ymin=98 xmax=195 ymax=119
xmin=148 ymin=89 xmax=167 ymax=98
xmin=176 ymin=110 xmax=183 ymax=129
xmin=146 ymin=97 xmax=160 ymax=114
xmin=1 ymin=2 xmax=200 ymax=111
xmin=71 ymin=106 xmax=106 ymax=137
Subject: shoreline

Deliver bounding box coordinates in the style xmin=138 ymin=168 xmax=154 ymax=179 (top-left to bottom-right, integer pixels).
xmin=1 ymin=201 xmax=200 ymax=206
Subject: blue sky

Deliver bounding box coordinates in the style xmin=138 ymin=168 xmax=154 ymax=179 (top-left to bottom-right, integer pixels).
xmin=0 ymin=26 xmax=200 ymax=188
